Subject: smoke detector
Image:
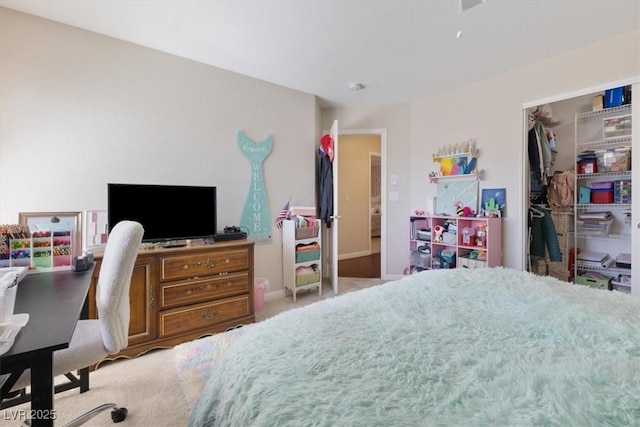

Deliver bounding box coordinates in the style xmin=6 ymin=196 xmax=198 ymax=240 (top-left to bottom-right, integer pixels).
xmin=347 ymin=82 xmax=365 ymax=91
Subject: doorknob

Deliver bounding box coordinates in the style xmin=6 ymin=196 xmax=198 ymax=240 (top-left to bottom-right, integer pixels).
xmin=330 ymin=215 xmax=342 ymax=220
xmin=637 ymin=222 xmax=640 ymax=229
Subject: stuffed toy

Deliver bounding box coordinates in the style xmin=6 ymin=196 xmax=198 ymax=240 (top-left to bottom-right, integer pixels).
xmin=433 ymin=225 xmax=445 ymax=243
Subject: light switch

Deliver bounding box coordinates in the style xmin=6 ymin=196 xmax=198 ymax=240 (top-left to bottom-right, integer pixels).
xmin=389 ymin=191 xmax=399 ymax=201
xmin=390 ymin=174 xmax=398 ymax=186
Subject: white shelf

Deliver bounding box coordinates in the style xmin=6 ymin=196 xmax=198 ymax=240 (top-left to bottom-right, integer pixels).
xmin=429 ymin=170 xmax=484 ymax=183
xmin=282 ymin=219 xmax=322 ymax=302
xmin=575 ymin=104 xmax=631 ymax=120
xmin=573 ymin=101 xmax=633 ymax=289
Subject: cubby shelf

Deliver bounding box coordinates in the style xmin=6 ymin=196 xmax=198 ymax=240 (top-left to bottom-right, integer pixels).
xmin=408 ymin=215 xmax=502 ymax=274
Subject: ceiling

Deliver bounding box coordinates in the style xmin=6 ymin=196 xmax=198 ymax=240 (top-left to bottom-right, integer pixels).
xmin=1 ymin=1 xmax=639 ymax=107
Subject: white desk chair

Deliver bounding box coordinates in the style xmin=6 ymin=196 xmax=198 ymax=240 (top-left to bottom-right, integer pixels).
xmin=7 ymin=220 xmax=144 ymax=426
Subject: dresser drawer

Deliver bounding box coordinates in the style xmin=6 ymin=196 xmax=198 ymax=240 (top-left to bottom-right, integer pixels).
xmin=161 ymin=272 xmax=250 ymax=308
xmin=160 ymin=295 xmax=250 ymax=337
xmin=160 ymin=249 xmax=250 ymax=281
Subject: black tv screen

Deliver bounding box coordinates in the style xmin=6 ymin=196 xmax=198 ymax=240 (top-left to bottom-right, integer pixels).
xmin=108 ymin=183 xmax=217 ymax=242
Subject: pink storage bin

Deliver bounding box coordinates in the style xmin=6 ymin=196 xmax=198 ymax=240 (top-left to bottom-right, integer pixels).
xmin=254 ymin=277 xmax=270 ymax=312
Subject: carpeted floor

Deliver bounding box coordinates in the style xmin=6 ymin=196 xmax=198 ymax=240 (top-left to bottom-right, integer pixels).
xmin=1 ymin=277 xmax=385 ymax=427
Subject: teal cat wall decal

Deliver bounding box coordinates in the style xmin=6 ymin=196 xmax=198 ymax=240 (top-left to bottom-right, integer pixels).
xmin=238 ymin=131 xmax=273 ymax=241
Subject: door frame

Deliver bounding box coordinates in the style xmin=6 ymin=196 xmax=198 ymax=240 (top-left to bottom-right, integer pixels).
xmin=339 ymin=128 xmax=388 ymax=279
xmin=521 ymin=76 xmax=639 ymax=289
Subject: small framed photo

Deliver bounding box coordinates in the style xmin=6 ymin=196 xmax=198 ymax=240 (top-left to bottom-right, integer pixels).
xmin=439 ymin=155 xmax=468 ymax=176
xmin=603 ymin=115 xmax=631 ymax=139
xmin=83 ymin=210 xmax=108 ymax=251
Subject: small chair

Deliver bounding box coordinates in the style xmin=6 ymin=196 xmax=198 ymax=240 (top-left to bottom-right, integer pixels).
xmin=4 ymin=220 xmax=144 ymax=426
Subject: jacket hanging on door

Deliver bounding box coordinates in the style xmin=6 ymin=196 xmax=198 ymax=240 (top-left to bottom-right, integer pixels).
xmin=318 ymin=135 xmax=334 ymax=227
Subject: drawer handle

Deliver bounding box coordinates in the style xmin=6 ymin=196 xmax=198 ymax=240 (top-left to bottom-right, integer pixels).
xmin=185 ymin=284 xmax=210 ymax=295
xmin=200 ymin=310 xmax=217 ymax=320
xmin=182 ymin=261 xmax=203 ymax=269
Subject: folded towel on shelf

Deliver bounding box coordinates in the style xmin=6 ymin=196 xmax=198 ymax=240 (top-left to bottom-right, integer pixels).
xmin=295 ymin=266 xmax=316 ymax=276
xmin=296 ymin=242 xmax=320 ymax=252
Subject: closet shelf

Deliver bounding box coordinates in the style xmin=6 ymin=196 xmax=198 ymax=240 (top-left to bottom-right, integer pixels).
xmin=574 ymin=232 xmax=631 ymax=241
xmin=575 ymin=104 xmax=631 ymax=120
xmin=575 ymin=263 xmax=631 ymax=275
xmin=576 ymin=171 xmax=631 ymax=180
xmin=577 ymin=136 xmax=632 ymax=149
xmin=576 ymin=203 xmax=632 ymax=210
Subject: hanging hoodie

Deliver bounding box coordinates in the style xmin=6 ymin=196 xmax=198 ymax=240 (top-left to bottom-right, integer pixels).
xmin=318 ymin=135 xmax=334 ymax=227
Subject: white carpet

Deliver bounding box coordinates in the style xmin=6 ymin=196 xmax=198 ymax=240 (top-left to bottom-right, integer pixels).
xmin=0 ymin=348 xmax=189 ymax=427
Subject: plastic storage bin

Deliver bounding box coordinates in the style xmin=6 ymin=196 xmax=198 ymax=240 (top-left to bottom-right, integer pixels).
xmin=590 ymin=189 xmax=614 ymax=204
xmin=576 ymin=218 xmax=613 ymax=236
xmin=576 ymin=273 xmax=612 ymax=290
xmin=578 ymin=158 xmax=597 ymax=174
xmin=596 ymin=148 xmax=631 ymax=173
xmin=254 ymin=277 xmax=269 ymax=312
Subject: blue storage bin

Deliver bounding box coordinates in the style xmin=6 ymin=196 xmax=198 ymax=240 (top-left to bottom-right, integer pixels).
xmin=604 ymin=87 xmax=624 ymax=108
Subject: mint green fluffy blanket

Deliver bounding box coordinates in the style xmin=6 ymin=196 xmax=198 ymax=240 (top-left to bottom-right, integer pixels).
xmin=189 ymin=268 xmax=640 ymax=426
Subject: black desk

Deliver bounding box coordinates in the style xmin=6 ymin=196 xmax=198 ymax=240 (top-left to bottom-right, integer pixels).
xmin=1 ymin=268 xmax=93 ymax=426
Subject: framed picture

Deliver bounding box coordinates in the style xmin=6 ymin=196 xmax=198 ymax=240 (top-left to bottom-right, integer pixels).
xmin=481 ymin=188 xmax=506 ymax=218
xmin=83 ymin=210 xmax=108 ymax=251
xmin=440 ymin=155 xmax=468 ymax=176
xmin=19 ymin=211 xmax=82 ymax=259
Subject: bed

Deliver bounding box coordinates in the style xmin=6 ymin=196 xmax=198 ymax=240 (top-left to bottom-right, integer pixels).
xmin=371 ymin=195 xmax=381 ymax=237
xmin=175 ymin=268 xmax=640 ymax=426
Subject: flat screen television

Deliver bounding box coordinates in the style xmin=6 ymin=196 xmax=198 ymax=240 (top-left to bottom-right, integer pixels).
xmin=108 ymin=183 xmax=217 ymax=244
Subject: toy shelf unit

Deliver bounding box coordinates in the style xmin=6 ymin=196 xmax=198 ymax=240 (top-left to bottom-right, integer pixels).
xmin=282 ymin=218 xmax=322 ymax=302
xmin=0 ymin=231 xmax=73 ymax=270
xmin=409 ymin=215 xmax=502 ymax=274
xmin=574 ymin=102 xmax=633 ymax=293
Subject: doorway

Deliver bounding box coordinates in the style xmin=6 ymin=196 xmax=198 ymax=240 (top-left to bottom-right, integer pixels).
xmin=336 ymin=133 xmax=384 ymax=278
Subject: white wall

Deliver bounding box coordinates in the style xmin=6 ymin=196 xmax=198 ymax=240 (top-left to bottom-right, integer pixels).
xmin=0 ymin=8 xmax=319 ymax=290
xmin=2 ymin=7 xmax=639 ymax=283
xmin=410 ymin=29 xmax=640 ymax=270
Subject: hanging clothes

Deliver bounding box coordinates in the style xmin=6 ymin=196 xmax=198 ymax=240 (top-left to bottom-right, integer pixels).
xmin=534 ymin=121 xmax=552 ymax=178
xmin=528 ymin=126 xmax=544 ymax=183
xmin=528 ymin=205 xmax=562 ymax=262
xmin=317 ymin=135 xmax=334 ymax=227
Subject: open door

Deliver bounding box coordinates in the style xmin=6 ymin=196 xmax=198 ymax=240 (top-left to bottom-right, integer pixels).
xmin=329 ymin=119 xmax=339 ymax=294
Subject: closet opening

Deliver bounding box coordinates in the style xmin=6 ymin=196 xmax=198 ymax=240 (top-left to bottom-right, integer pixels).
xmin=522 ymin=78 xmax=638 ymax=295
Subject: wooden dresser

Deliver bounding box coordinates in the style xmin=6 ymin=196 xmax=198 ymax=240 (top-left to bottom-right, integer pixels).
xmin=88 ymin=240 xmax=255 ymax=364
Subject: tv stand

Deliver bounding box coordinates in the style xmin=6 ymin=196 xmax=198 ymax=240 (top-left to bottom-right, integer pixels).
xmin=87 ymin=240 xmax=255 ymax=365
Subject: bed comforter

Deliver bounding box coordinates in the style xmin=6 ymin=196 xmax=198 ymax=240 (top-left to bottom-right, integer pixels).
xmin=184 ymin=267 xmax=640 ymax=426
